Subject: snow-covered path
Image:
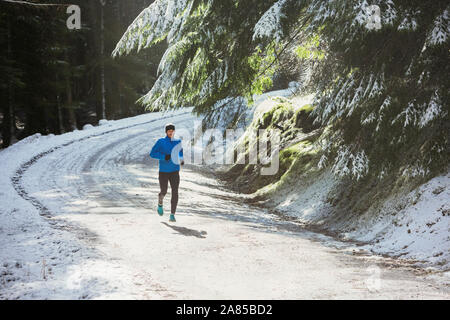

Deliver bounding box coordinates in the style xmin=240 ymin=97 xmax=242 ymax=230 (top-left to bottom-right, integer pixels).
xmin=1 ymin=110 xmax=449 ymax=299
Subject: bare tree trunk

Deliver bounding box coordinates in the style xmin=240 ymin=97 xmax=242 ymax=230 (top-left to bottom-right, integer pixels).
xmin=99 ymin=0 xmax=106 ymax=120
xmin=65 ymin=76 xmax=77 ymax=131
xmin=114 ymin=0 xmax=123 ymax=118
xmin=2 ymin=16 xmax=14 ymax=148
xmin=56 ymin=91 xmax=64 ymax=134
xmin=65 ymin=50 xmax=77 ymax=131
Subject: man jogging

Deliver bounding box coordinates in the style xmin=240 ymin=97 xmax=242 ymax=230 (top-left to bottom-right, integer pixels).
xmin=150 ymin=123 xmax=184 ymax=222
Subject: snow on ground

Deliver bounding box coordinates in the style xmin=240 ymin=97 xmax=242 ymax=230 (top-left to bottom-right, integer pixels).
xmin=0 ymin=102 xmax=449 ymax=299
xmin=346 ymin=173 xmax=450 ymax=269
xmin=268 ymin=170 xmax=336 ymax=224
xmin=240 ymin=91 xmax=449 ymax=273
xmin=0 ymin=109 xmax=189 ymax=299
xmin=267 ymin=168 xmax=450 ymax=273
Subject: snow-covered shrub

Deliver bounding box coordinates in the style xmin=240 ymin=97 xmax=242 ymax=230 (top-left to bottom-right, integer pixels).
xmin=82 ymin=124 xmax=94 ymax=130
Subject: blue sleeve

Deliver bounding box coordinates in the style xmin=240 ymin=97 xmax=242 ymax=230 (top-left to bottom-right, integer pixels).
xmin=150 ymin=140 xmax=165 ymax=160
xmin=179 ymin=141 xmax=184 ymax=160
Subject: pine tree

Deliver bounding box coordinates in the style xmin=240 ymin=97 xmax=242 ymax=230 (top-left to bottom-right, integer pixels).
xmin=0 ymin=0 xmax=160 ymax=146
xmin=112 ymin=0 xmax=300 ymax=113
xmin=0 ymin=10 xmax=22 ymax=147
xmin=114 ymin=0 xmax=449 ymax=180
xmin=301 ymin=0 xmax=449 ymax=179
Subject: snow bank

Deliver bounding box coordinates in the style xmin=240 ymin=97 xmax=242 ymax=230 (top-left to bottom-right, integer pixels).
xmin=0 ymin=109 xmax=190 ymax=299
xmin=267 ymin=169 xmax=450 ymax=270
xmin=346 ymin=173 xmax=450 ymax=269
xmin=238 ymin=91 xmax=449 ymax=271
xmin=82 ymin=124 xmax=94 ymax=130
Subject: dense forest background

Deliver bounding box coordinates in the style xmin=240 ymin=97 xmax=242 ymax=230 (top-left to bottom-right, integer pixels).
xmin=0 ymin=0 xmax=164 ymax=148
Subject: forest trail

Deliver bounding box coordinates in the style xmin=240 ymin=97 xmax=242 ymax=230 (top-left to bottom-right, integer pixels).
xmin=10 ymin=112 xmax=450 ymax=299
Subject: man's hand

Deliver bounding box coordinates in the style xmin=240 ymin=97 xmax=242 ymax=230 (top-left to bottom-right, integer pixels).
xmin=180 ymin=160 xmax=185 ymax=166
xmin=165 ymin=154 xmax=171 ymax=161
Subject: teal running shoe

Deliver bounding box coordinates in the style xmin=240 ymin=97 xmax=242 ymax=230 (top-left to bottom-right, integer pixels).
xmin=157 ymin=205 xmax=164 ymax=216
xmin=169 ymin=214 xmax=176 ymax=222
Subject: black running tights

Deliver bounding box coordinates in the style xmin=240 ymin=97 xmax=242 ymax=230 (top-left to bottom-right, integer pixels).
xmin=158 ymin=171 xmax=180 ymax=214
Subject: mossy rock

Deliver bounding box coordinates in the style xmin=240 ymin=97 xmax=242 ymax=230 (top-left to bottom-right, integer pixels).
xmin=294 ymin=104 xmax=318 ymax=133
xmin=260 ymin=111 xmax=273 ymax=129
xmin=279 ymin=147 xmax=299 ymax=173
xmin=258 ymin=101 xmax=295 ymax=130
xmin=225 ymin=98 xmax=324 ymax=194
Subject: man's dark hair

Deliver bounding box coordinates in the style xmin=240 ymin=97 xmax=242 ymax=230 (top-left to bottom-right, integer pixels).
xmin=165 ymin=123 xmax=175 ymax=132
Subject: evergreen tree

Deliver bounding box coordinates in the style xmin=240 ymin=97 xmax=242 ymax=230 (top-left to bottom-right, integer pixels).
xmin=0 ymin=0 xmax=161 ymax=147
xmin=114 ymin=0 xmax=449 ymax=179
xmin=301 ymin=0 xmax=449 ymax=179
xmin=112 ymin=0 xmax=296 ymax=113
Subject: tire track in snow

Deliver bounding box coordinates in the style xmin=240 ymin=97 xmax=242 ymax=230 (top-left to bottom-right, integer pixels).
xmin=10 ymin=112 xmax=450 ymax=299
xmin=72 ymin=114 xmax=197 ymax=214
xmin=11 ymin=112 xmax=190 ymax=224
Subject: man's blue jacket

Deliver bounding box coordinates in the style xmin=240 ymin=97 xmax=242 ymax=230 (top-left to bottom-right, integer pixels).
xmin=150 ymin=136 xmax=184 ymax=173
